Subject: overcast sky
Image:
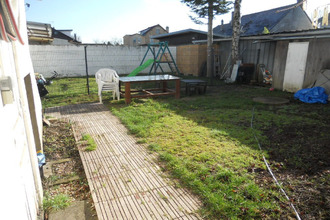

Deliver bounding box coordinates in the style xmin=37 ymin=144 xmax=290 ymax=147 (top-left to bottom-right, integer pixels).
xmin=25 ymin=0 xmax=329 ymax=43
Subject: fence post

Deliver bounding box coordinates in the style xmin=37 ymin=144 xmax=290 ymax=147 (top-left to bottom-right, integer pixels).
xmin=84 ymin=45 xmax=90 ymax=94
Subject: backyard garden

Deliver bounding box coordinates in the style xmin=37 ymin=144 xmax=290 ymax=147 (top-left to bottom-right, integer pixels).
xmin=42 ymin=76 xmax=329 ymax=219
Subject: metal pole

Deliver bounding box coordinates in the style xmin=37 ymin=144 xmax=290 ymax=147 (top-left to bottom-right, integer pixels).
xmin=84 ymin=45 xmax=90 ymax=94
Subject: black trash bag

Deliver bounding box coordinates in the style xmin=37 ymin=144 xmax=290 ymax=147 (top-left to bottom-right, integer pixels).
xmin=37 ymin=82 xmax=48 ymax=97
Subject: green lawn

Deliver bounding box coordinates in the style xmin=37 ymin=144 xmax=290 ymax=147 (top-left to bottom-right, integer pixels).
xmin=41 ymin=77 xmax=100 ymax=108
xmin=43 ymin=77 xmax=330 ymax=219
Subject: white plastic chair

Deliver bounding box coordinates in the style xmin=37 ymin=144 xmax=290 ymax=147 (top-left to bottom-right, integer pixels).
xmin=95 ymin=68 xmax=120 ymax=103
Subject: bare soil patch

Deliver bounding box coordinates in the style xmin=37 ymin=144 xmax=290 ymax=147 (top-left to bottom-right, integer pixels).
xmin=43 ymin=119 xmax=97 ymax=219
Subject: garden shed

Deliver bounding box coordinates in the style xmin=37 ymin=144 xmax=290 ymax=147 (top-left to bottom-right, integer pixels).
xmin=194 ymin=28 xmax=330 ymax=92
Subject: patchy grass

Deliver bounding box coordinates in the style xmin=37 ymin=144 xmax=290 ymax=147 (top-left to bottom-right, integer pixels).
xmin=81 ymin=134 xmax=97 ymax=151
xmin=43 ymin=77 xmax=329 ymax=219
xmin=110 ymin=85 xmax=330 ymax=219
xmin=41 ymin=77 xmax=104 ymax=108
xmin=43 ymin=193 xmax=71 ymax=213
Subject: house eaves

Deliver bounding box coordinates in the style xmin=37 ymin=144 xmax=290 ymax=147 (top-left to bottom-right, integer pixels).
xmin=151 ymin=28 xmax=225 ymax=39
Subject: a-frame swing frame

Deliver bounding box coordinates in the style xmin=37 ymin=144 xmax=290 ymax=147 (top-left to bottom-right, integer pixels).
xmin=140 ymin=41 xmax=180 ymax=75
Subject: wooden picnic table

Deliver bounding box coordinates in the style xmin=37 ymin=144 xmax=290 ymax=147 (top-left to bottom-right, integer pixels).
xmin=119 ymin=74 xmax=181 ymax=104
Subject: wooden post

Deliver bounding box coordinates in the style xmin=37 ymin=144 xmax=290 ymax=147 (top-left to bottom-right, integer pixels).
xmin=175 ymin=79 xmax=180 ymax=99
xmin=124 ymin=82 xmax=131 ymax=104
xmin=84 ymin=46 xmax=90 ymax=95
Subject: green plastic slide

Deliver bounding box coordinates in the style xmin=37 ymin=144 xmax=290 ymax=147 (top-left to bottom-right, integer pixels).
xmin=128 ymin=59 xmax=154 ymax=76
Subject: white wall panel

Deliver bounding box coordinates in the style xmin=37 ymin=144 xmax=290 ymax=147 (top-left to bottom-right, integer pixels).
xmin=30 ymin=45 xmax=177 ymax=77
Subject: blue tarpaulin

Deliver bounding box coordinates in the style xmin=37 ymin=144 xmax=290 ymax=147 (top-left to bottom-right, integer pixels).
xmin=294 ymin=87 xmax=328 ymax=104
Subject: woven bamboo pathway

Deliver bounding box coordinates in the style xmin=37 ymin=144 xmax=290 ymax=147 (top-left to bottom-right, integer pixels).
xmin=45 ymin=103 xmax=202 ymax=220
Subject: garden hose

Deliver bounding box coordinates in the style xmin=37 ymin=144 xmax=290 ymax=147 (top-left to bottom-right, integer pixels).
xmin=250 ymin=107 xmax=301 ymax=220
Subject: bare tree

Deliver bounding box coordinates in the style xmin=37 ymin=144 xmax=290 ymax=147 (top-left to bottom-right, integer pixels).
xmin=231 ymin=0 xmax=241 ymax=66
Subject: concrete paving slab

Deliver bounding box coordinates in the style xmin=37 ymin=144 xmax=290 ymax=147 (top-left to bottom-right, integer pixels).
xmin=49 ymin=200 xmax=97 ymax=220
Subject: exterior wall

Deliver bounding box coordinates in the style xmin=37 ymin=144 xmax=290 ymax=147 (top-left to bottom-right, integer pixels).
xmin=157 ymin=33 xmax=208 ymax=46
xmin=124 ymin=34 xmax=143 ymax=46
xmin=304 ymin=38 xmax=330 ymax=87
xmin=272 ymin=41 xmax=289 ymax=90
xmin=271 ymin=38 xmax=330 ymax=91
xmin=123 ymin=25 xmax=167 ymax=46
xmin=30 ymin=45 xmax=85 ymax=77
xmin=29 ymin=45 xmax=176 ymax=77
xmin=214 ymin=40 xmax=276 ymax=80
xmin=214 ymin=42 xmax=231 ymax=78
xmin=0 ymin=0 xmax=43 ymax=219
xmin=271 ymin=7 xmax=313 ymax=33
xmin=143 ymin=26 xmax=167 ymax=45
xmin=177 ymin=44 xmax=207 ymax=76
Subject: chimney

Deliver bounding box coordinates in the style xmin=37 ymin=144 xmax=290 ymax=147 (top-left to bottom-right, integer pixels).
xmin=166 ymin=26 xmax=169 ymax=33
xmin=231 ymin=11 xmax=234 ymax=26
xmin=297 ymin=0 xmax=306 ymax=10
xmin=221 ymin=19 xmax=224 ymax=31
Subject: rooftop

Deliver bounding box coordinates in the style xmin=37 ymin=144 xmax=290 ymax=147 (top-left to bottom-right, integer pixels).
xmin=214 ymin=3 xmax=303 ymax=37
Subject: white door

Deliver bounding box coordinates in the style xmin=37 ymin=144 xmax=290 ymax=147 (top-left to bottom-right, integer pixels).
xmin=283 ymin=42 xmax=309 ymax=92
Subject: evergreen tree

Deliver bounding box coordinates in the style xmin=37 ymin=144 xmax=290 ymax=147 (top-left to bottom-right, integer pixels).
xmin=182 ymin=0 xmax=231 ymax=78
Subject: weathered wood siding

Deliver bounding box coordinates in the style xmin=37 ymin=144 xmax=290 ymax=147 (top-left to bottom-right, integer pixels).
xmin=177 ymin=44 xmax=207 ymax=76
xmin=272 ymin=38 xmax=330 ymax=91
xmin=214 ymin=40 xmax=276 ymax=80
xmin=304 ymin=38 xmax=330 ymax=87
xmin=272 ymin=41 xmax=289 ymax=90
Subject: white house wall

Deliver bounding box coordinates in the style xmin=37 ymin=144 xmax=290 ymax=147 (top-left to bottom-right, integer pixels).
xmin=29 ymin=45 xmax=177 ymax=77
xmin=0 ymin=0 xmax=43 ymax=219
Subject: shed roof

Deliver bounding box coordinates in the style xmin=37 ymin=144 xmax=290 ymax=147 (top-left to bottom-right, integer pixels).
xmin=193 ymin=28 xmax=330 ymax=44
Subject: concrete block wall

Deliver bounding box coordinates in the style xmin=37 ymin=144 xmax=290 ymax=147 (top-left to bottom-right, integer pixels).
xmin=30 ymin=45 xmax=177 ymax=77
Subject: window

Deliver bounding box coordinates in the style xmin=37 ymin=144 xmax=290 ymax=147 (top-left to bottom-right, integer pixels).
xmin=156 ymin=28 xmax=160 ymax=35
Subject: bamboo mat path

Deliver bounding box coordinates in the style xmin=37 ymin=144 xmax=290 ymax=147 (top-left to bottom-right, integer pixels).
xmin=45 ymin=103 xmax=202 ymax=220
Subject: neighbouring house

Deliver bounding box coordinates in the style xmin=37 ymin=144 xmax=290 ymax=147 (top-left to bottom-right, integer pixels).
xmin=0 ymin=0 xmax=44 ymax=219
xmin=312 ymin=4 xmax=330 ymax=28
xmin=123 ymin=24 xmax=168 ymax=46
xmin=27 ymin=21 xmax=81 ymax=45
xmin=52 ymin=28 xmax=81 ymax=45
xmin=213 ymin=0 xmax=313 ymax=37
xmin=151 ymin=28 xmax=224 ymax=46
